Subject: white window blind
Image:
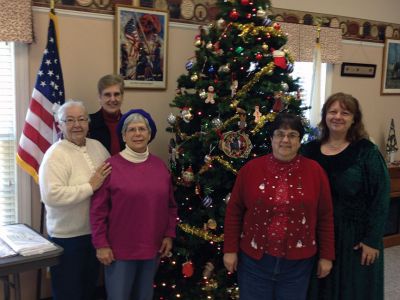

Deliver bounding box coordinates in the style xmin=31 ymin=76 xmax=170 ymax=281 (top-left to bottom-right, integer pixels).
xmin=0 ymin=42 xmax=17 ymax=225
xmin=292 ymin=61 xmax=327 ymax=121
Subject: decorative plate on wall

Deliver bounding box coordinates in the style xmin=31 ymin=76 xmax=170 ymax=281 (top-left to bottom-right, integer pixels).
xmin=180 ymin=0 xmax=195 ymax=20
xmin=362 ymin=22 xmax=371 ymax=37
xmin=329 ymin=17 xmax=339 ymax=28
xmin=93 ymin=0 xmax=111 ymax=8
xmin=340 ymin=22 xmax=348 ymax=35
xmin=370 ymin=25 xmax=379 ymax=38
xmin=194 ymin=4 xmax=207 ymax=21
xmin=385 ymin=25 xmax=394 ymax=38
xmin=76 ymin=0 xmax=93 ymax=6
xmin=284 ymin=14 xmax=299 ymax=24
xmin=303 ymin=14 xmax=313 ymax=25
xmin=347 ymin=21 xmax=359 ymax=36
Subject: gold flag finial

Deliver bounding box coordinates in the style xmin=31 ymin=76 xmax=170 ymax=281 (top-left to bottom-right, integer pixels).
xmin=50 ymin=0 xmax=55 ymax=13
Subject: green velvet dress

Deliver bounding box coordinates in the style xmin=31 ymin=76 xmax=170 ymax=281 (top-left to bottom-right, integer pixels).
xmin=301 ymin=139 xmax=390 ymax=300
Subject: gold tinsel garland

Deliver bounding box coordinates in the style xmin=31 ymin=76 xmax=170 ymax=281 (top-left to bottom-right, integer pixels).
xmin=250 ymin=112 xmax=276 ymax=134
xmin=236 ymin=62 xmax=275 ymax=99
xmin=179 ymin=223 xmax=224 ymax=243
xmin=214 ymin=156 xmax=238 ymax=174
xmin=236 ymin=23 xmax=284 ymax=42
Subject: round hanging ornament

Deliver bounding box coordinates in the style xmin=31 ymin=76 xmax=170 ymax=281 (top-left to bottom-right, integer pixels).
xmin=219 ymin=131 xmax=253 ymax=158
xmin=229 ymin=9 xmax=239 ymax=21
xmin=182 ymin=261 xmax=194 ymax=278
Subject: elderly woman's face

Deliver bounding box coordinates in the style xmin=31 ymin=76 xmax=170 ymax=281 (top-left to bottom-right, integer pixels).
xmin=60 ymin=106 xmax=89 ymax=146
xmin=271 ymin=127 xmax=301 ymax=162
xmin=123 ymin=121 xmax=151 ymax=153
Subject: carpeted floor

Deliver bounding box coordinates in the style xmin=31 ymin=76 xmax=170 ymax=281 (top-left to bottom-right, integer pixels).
xmin=385 ymin=245 xmax=400 ymax=300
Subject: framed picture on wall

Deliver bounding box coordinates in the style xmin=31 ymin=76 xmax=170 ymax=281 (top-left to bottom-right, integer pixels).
xmin=115 ymin=5 xmax=168 ymax=89
xmin=381 ymin=38 xmax=400 ymax=95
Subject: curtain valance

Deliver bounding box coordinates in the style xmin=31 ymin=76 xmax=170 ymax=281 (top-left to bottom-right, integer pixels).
xmin=281 ymin=23 xmax=342 ymax=64
xmin=0 ymin=0 xmax=33 ymax=43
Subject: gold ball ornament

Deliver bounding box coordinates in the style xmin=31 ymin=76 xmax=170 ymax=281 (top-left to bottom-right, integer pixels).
xmin=207 ymin=218 xmax=217 ymax=230
xmin=194 ymin=39 xmax=202 ymax=47
xmin=191 ymin=74 xmax=199 ymax=81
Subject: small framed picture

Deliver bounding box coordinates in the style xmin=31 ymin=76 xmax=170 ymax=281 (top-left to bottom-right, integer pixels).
xmin=340 ymin=62 xmax=376 ymax=78
xmin=381 ymin=38 xmax=400 ymax=95
xmin=115 ymin=5 xmax=168 ymax=89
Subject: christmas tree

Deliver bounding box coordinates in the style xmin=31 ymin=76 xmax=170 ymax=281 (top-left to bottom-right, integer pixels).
xmin=386 ymin=118 xmax=398 ymax=163
xmin=155 ymin=0 xmax=307 ymax=298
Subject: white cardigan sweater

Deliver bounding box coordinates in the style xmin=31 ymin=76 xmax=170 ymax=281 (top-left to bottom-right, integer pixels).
xmin=39 ymin=138 xmax=110 ymax=238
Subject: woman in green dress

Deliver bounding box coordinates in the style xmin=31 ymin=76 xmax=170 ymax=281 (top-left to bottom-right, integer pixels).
xmin=302 ymin=92 xmax=390 ymax=300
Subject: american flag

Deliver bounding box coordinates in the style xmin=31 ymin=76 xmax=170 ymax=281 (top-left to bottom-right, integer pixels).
xmin=125 ymin=17 xmax=140 ymax=44
xmin=16 ymin=11 xmax=65 ymax=183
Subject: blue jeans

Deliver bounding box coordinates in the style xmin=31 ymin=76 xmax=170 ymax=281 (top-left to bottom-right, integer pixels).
xmin=105 ymin=258 xmax=159 ymax=300
xmin=49 ymin=235 xmax=99 ymax=300
xmin=238 ymin=252 xmax=314 ymax=300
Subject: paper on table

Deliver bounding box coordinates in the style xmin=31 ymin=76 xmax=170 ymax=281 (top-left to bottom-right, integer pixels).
xmin=0 ymin=224 xmax=57 ymax=256
xmin=0 ymin=238 xmax=17 ymax=258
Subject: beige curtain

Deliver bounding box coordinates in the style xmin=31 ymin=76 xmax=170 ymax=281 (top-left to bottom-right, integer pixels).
xmin=0 ymin=0 xmax=33 ymax=43
xmin=281 ymin=23 xmax=342 ymax=64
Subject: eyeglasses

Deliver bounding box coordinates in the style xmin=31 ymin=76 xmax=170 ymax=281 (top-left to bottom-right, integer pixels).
xmin=61 ymin=117 xmax=89 ymax=126
xmin=273 ymin=131 xmax=300 ymax=140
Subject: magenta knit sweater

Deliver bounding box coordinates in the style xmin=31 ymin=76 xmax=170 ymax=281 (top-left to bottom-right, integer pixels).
xmin=90 ymin=154 xmax=177 ymax=260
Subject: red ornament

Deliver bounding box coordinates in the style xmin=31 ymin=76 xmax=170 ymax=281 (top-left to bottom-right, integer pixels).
xmin=255 ymin=53 xmax=263 ymax=60
xmin=273 ymin=98 xmax=283 ymax=112
xmin=241 ymin=0 xmax=249 ymax=5
xmin=229 ymin=9 xmax=239 ymax=21
xmin=182 ymin=261 xmax=194 ymax=278
xmin=273 ymin=22 xmax=281 ymax=30
xmin=246 ymin=13 xmax=252 ymax=19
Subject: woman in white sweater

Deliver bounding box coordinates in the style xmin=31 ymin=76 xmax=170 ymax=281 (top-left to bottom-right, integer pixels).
xmin=39 ymin=100 xmax=111 ymax=300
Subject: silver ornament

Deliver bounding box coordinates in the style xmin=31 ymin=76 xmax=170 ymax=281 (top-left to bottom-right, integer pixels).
xmin=281 ymin=82 xmax=289 ymax=92
xmin=211 ymin=117 xmax=223 ymax=128
xmin=167 ymin=113 xmax=176 ymax=125
xmin=216 ymin=18 xmax=226 ymax=30
xmin=256 ymin=8 xmax=266 ymax=18
xmin=199 ymin=89 xmax=207 ymax=99
xmin=181 ymin=109 xmax=193 ymax=123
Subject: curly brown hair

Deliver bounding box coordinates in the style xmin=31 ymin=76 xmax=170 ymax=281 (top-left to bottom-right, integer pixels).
xmin=319 ymin=92 xmax=369 ymax=143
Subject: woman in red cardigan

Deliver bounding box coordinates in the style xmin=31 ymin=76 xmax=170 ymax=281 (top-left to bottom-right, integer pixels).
xmin=223 ymin=113 xmax=335 ymax=300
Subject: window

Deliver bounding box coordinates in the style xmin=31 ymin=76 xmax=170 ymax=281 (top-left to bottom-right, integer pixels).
xmin=0 ymin=42 xmax=16 ymax=224
xmin=0 ymin=41 xmax=31 ymax=225
xmin=292 ymin=61 xmax=328 ymax=121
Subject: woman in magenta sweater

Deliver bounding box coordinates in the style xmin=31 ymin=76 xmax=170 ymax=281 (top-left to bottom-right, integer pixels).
xmin=90 ymin=109 xmax=177 ymax=300
xmin=223 ymin=113 xmax=335 ymax=300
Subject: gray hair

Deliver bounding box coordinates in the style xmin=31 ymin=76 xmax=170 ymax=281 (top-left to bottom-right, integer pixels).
xmin=121 ymin=113 xmax=151 ymax=135
xmin=97 ymin=74 xmax=124 ymax=95
xmin=57 ymin=100 xmax=89 ymax=122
